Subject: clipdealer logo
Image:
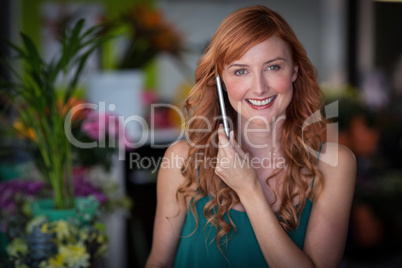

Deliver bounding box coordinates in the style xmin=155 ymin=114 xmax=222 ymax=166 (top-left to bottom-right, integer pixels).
xmin=64 ymin=101 xmax=339 ymax=166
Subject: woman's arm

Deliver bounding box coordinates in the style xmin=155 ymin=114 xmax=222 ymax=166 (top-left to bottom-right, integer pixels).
xmin=216 ymin=129 xmax=356 ymax=267
xmin=145 ymin=140 xmax=190 ymax=268
xmin=303 ymin=143 xmax=356 ymax=267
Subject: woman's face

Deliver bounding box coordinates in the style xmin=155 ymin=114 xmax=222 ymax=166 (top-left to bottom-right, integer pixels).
xmin=221 ymin=35 xmax=298 ymax=127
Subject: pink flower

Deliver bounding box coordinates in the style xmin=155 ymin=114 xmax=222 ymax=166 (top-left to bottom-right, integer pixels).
xmin=141 ymin=91 xmax=159 ymax=105
xmin=81 ymin=110 xmax=120 ymax=141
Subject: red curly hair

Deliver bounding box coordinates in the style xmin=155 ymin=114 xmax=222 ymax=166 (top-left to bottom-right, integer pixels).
xmin=177 ymin=5 xmax=326 ymax=253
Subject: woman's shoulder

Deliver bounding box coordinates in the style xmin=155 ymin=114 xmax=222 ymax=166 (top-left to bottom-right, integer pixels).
xmin=158 ymin=139 xmax=191 ymax=176
xmin=318 ymin=142 xmax=356 ymax=190
xmin=164 ymin=139 xmax=190 ymax=161
xmin=318 ymin=142 xmax=356 ymax=169
xmin=156 ymin=140 xmax=191 ymax=197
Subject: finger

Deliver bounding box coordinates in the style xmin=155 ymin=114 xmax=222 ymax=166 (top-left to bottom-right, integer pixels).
xmin=218 ymin=124 xmax=231 ymax=149
xmin=217 ymin=144 xmax=226 ymax=160
xmin=215 ymin=152 xmax=227 ymax=175
xmin=217 ymin=144 xmax=231 ymax=169
xmin=230 ymin=131 xmax=246 ymax=158
xmin=219 ymin=130 xmax=237 ymax=159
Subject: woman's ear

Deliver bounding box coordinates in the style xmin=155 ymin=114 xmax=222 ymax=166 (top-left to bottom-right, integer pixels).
xmin=292 ymin=66 xmax=299 ymax=82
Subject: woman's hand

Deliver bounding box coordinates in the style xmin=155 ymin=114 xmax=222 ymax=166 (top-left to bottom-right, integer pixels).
xmin=215 ymin=125 xmax=260 ymax=197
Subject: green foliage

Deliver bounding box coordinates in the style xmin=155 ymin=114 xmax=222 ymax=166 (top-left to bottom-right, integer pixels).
xmin=0 ymin=19 xmax=110 ymax=209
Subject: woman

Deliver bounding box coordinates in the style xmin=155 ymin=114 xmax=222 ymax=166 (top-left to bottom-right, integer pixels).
xmin=146 ymin=5 xmax=356 ymax=268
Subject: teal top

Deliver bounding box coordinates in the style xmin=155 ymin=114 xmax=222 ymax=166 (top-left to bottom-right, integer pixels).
xmin=174 ymin=144 xmax=322 ymax=268
xmin=174 ymin=195 xmax=312 ymax=268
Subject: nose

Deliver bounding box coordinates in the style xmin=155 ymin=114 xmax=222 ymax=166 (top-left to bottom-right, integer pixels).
xmin=251 ymin=72 xmax=268 ymax=95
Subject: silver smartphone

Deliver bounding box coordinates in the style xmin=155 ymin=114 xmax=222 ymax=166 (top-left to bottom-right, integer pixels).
xmin=216 ymin=75 xmax=230 ymax=138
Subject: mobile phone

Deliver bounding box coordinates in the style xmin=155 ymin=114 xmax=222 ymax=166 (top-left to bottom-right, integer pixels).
xmin=216 ymin=75 xmax=230 ymax=138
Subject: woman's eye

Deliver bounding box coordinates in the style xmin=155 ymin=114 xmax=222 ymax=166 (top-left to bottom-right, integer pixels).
xmin=267 ymin=65 xmax=280 ymax=71
xmin=234 ymin=69 xmax=247 ymax=75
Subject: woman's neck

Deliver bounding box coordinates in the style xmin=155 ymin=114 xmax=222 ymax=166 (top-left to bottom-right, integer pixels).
xmin=237 ymin=116 xmax=284 ymax=159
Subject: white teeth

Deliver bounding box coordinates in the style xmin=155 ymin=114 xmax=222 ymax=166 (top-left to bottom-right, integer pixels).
xmin=248 ymin=96 xmax=275 ymax=106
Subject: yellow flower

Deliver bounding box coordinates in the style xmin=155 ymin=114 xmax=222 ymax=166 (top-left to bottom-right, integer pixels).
xmin=9 ymin=217 xmax=108 ymax=268
xmin=54 ymin=221 xmax=72 ymax=240
xmin=13 ymin=119 xmax=36 ymax=141
xmin=40 ymin=223 xmax=51 ymax=233
xmin=60 ymin=243 xmax=90 ymax=267
xmin=47 ymin=253 xmax=66 ymax=268
xmin=6 ymin=238 xmax=27 ymax=257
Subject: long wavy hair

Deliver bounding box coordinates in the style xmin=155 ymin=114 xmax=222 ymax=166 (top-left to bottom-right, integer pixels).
xmin=177 ymin=5 xmax=326 ymax=253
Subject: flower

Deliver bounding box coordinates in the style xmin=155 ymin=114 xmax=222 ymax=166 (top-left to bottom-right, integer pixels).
xmin=141 ymin=91 xmax=178 ymax=129
xmin=6 ymin=238 xmax=28 ymax=257
xmin=0 ymin=179 xmax=45 ymax=235
xmin=0 ymin=168 xmax=131 ymax=236
xmin=70 ymin=106 xmax=123 ymax=172
xmin=6 ymin=217 xmax=107 ymax=268
xmin=45 ymin=254 xmax=65 ymax=268
xmin=13 ymin=119 xmax=36 ymax=141
xmin=80 ymin=110 xmax=120 ymax=141
xmin=57 ymin=243 xmax=90 ymax=268
xmin=104 ymin=3 xmax=184 ymax=69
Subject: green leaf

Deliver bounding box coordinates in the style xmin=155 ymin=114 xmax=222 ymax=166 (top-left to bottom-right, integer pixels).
xmin=20 ymin=33 xmax=43 ymax=72
xmin=64 ymin=43 xmax=99 ymax=104
xmin=0 ymin=37 xmax=27 ymax=59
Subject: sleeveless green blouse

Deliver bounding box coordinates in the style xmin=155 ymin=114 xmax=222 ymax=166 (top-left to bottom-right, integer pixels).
xmin=174 ymin=195 xmax=312 ymax=268
xmin=174 ymin=145 xmax=322 ymax=268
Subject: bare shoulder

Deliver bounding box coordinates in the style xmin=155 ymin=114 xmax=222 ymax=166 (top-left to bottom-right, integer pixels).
xmin=164 ymin=139 xmax=190 ymax=161
xmin=157 ymin=139 xmax=191 ymax=195
xmin=159 ymin=139 xmax=190 ymax=176
xmin=318 ymin=142 xmax=357 ymax=191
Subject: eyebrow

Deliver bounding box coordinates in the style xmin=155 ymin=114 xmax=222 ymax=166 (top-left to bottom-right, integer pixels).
xmin=228 ymin=57 xmax=286 ymax=68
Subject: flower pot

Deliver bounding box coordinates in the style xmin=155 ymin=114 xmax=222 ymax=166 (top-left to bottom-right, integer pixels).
xmin=30 ymin=196 xmax=99 ymax=224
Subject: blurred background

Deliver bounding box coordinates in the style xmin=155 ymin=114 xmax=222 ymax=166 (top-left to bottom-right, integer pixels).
xmin=0 ymin=0 xmax=402 ymax=267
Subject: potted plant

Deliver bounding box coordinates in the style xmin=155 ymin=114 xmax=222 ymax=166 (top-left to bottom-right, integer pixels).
xmin=0 ymin=19 xmax=109 ymax=216
xmin=104 ymin=3 xmax=183 ymax=70
xmin=86 ymin=3 xmax=184 ymax=142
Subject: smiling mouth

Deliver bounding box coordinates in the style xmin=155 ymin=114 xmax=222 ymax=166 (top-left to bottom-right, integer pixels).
xmin=247 ymin=96 xmax=277 ymax=106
